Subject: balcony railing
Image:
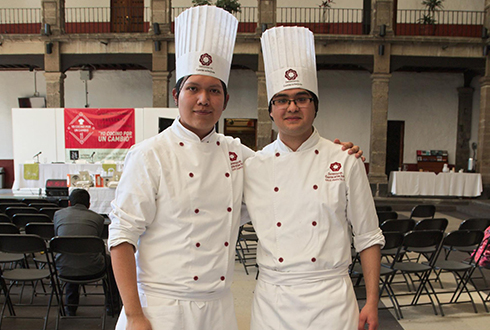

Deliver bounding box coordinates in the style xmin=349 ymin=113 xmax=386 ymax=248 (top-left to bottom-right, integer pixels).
xmin=65 ymin=7 xmax=151 ymax=33
xmin=277 ymin=7 xmax=366 ymax=35
xmin=396 ymin=9 xmax=484 ymax=37
xmin=0 ymin=8 xmax=41 ymax=34
xmin=0 ymin=7 xmax=485 ymax=38
xmin=171 ymin=7 xmax=258 ymax=33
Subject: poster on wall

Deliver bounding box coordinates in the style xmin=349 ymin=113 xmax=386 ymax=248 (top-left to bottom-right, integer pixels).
xmin=64 ymin=108 xmax=135 ymax=163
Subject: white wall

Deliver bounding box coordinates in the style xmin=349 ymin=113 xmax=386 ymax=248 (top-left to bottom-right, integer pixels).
xmin=389 ymin=72 xmax=461 ymax=164
xmin=397 ymin=0 xmax=484 ymax=11
xmin=0 ymin=68 xmax=482 ymax=166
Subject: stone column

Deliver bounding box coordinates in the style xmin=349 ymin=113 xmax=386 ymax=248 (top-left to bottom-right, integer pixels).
xmin=371 ymin=0 xmax=395 ymax=36
xmin=41 ymin=0 xmax=64 ymax=35
xmin=455 ymin=87 xmax=474 ymax=171
xmin=151 ymin=0 xmax=171 ymax=34
xmin=256 ymin=70 xmax=271 ymax=150
xmin=45 ymin=71 xmax=66 ymax=108
xmin=257 ymin=0 xmax=277 ymax=33
xmin=152 ymin=41 xmax=170 ymax=107
xmin=477 ymin=60 xmax=490 ymax=187
xmin=44 ymin=41 xmax=65 ymax=108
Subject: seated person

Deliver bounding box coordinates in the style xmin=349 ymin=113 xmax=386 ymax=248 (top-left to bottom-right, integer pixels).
xmin=54 ymin=188 xmax=120 ymax=316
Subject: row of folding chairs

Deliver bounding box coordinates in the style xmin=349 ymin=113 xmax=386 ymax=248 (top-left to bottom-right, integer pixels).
xmin=0 ymin=205 xmax=63 ymax=219
xmin=0 ymin=228 xmax=113 ymax=330
xmin=352 ymin=226 xmax=490 ymax=320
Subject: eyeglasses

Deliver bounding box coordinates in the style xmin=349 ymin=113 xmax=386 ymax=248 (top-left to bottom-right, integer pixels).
xmin=271 ymin=97 xmax=314 ymax=109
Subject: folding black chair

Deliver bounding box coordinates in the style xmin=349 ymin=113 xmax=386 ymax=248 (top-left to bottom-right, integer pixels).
xmin=236 ymin=224 xmax=258 ymax=276
xmin=50 ymin=236 xmax=114 ymax=330
xmin=0 ymin=203 xmax=27 ymax=214
xmin=432 ymin=230 xmax=487 ymax=316
xmin=39 ymin=207 xmax=63 ymax=220
xmin=350 ymin=232 xmax=404 ymax=320
xmin=377 ymin=211 xmax=398 ymax=225
xmin=409 ymin=204 xmax=436 ymax=219
xmin=5 ymin=206 xmax=39 ymax=219
xmin=0 ymin=234 xmax=58 ymax=330
xmin=386 ymin=230 xmax=444 ymax=317
xmin=11 ymin=213 xmax=52 ymax=231
xmin=29 ymin=202 xmax=59 ymax=210
xmin=0 ymin=214 xmax=10 ymax=223
xmin=0 ymin=223 xmax=25 ymax=269
xmin=22 ymin=198 xmax=53 ymax=205
xmin=409 ymin=218 xmax=449 ymax=262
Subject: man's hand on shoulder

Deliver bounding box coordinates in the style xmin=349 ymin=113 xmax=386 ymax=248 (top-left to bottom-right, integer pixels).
xmin=334 ymin=138 xmax=366 ymax=162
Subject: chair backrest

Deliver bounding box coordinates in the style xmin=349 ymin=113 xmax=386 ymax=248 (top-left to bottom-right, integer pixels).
xmin=458 ymin=218 xmax=490 ymax=231
xmin=377 ymin=211 xmax=398 ymax=224
xmin=442 ymin=229 xmax=484 ymax=250
xmin=410 ymin=204 xmax=436 ymax=219
xmin=0 ymin=202 xmax=27 ymax=213
xmin=12 ymin=213 xmax=52 ymax=230
xmin=382 ymin=231 xmax=404 ymax=250
xmin=5 ymin=206 xmax=39 ymax=218
xmin=25 ymin=222 xmax=55 ymax=241
xmin=414 ymin=218 xmax=448 ymax=232
xmin=28 ymin=202 xmax=59 ymax=210
xmin=376 ymin=205 xmax=393 ymax=212
xmin=21 ymin=198 xmax=54 ymax=205
xmin=39 ymin=207 xmax=63 ymax=220
xmin=403 ymin=230 xmax=444 ymax=250
xmin=50 ymin=236 xmax=106 ymax=255
xmin=0 ymin=214 xmax=11 ymax=223
xmin=380 ymin=219 xmax=416 ymax=233
xmin=0 ymin=198 xmax=20 ymax=204
xmin=0 ymin=223 xmax=20 ymax=234
xmin=0 ymin=234 xmax=47 ymax=254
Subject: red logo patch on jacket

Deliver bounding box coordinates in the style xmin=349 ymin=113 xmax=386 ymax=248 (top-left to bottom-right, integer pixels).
xmin=229 ymin=152 xmax=243 ymax=171
xmin=326 ymin=162 xmax=344 ymax=182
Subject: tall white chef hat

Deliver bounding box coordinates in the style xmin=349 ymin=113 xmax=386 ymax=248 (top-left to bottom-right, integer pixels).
xmin=261 ymin=26 xmax=318 ymax=103
xmin=174 ymin=5 xmax=238 ymax=87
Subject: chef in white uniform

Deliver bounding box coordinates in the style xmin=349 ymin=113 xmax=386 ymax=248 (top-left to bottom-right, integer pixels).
xmin=243 ymin=26 xmax=385 ymax=330
xmin=108 ymin=6 xmax=255 ymax=330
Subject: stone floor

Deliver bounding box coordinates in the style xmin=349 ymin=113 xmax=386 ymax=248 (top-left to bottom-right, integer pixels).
xmin=1 ymin=190 xmax=490 ymax=329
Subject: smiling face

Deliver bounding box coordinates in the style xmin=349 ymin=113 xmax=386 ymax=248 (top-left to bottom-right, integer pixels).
xmin=172 ymin=75 xmax=229 ymax=139
xmin=270 ymin=88 xmax=316 ymax=146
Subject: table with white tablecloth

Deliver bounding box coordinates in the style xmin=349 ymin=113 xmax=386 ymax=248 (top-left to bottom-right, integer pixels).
xmin=13 ymin=163 xmax=116 ymax=190
xmin=68 ymin=187 xmax=116 ymax=215
xmin=389 ymin=171 xmax=483 ymax=197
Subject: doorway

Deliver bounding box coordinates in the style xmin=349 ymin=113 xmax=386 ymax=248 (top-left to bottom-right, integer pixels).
xmin=111 ymin=0 xmax=144 ymax=33
xmin=385 ymin=120 xmax=404 ymax=176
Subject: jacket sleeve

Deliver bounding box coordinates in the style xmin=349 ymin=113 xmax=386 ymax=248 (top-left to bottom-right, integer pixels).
xmin=108 ymin=145 xmax=159 ymax=251
xmin=345 ymin=157 xmax=385 ymax=252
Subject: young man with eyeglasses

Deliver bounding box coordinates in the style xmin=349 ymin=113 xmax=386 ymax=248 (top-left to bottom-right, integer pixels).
xmin=243 ymin=26 xmax=385 ymax=330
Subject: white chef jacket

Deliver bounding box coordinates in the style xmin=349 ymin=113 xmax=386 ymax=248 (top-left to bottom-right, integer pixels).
xmin=243 ymin=128 xmax=384 ymax=330
xmin=109 ymin=118 xmax=254 ymax=329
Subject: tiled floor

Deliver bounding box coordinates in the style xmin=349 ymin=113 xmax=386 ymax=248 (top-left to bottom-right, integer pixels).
xmin=1 ymin=190 xmax=490 ymax=329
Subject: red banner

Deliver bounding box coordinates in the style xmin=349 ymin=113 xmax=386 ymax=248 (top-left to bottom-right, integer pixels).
xmin=64 ymin=108 xmax=135 ymax=149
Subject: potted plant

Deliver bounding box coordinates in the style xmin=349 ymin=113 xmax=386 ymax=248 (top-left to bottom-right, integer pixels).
xmin=192 ymin=0 xmax=241 ymax=14
xmin=418 ymin=0 xmax=444 ymax=35
xmin=319 ymin=0 xmax=335 ymax=33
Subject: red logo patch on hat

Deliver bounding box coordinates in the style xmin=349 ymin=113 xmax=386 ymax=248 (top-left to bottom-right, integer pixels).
xmin=199 ymin=53 xmax=213 ymax=66
xmin=285 ymin=69 xmax=298 ymax=81
xmin=330 ymin=162 xmax=341 ymax=172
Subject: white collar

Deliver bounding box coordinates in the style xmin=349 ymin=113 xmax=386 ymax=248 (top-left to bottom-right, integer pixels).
xmin=171 ymin=116 xmax=217 ymax=143
xmin=276 ymin=127 xmax=320 ymax=153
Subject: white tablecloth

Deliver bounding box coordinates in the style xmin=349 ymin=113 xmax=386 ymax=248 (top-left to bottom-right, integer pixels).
xmin=68 ymin=187 xmax=115 ymax=215
xmin=13 ymin=163 xmax=105 ymax=189
xmin=389 ymin=171 xmax=483 ymax=197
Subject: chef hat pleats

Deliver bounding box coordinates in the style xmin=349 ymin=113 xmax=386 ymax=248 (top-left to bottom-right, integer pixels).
xmin=175 ymin=5 xmax=238 ymax=87
xmin=261 ymin=26 xmax=318 ymax=103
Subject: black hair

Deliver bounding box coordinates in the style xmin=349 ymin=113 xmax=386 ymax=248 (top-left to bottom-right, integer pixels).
xmin=174 ymin=75 xmax=228 ymax=101
xmin=268 ymin=91 xmax=319 ymax=121
xmin=69 ymin=188 xmax=90 ymax=208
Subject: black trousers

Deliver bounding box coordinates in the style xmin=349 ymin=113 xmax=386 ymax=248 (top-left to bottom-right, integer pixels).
xmin=63 ymin=255 xmax=120 ymax=313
